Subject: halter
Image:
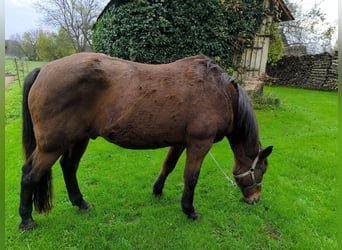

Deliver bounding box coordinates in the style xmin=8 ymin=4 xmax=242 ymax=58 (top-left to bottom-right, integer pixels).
xmin=233 ymin=155 xmax=262 ymax=190
xmin=209 ymin=151 xmax=262 ymax=190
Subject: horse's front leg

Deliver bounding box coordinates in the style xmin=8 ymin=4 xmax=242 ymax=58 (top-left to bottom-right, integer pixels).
xmin=181 ymin=139 xmax=212 ymax=220
xmin=153 ymin=146 xmax=185 ymax=196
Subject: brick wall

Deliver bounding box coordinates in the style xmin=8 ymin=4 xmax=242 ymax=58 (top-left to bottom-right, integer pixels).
xmin=266 ymin=51 xmax=338 ymax=91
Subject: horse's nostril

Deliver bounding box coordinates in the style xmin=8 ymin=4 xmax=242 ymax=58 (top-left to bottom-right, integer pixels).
xmin=244 ymin=193 xmax=260 ymax=205
xmin=252 ymin=198 xmax=258 ymax=205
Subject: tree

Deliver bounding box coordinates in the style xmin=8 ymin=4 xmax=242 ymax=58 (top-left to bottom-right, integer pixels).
xmin=5 ymin=36 xmax=25 ymax=58
xmin=279 ymin=0 xmax=336 ymax=54
xmin=93 ymin=0 xmax=266 ymax=68
xmin=55 ymin=29 xmax=76 ymax=58
xmin=8 ymin=29 xmax=76 ymax=61
xmin=21 ymin=30 xmax=41 ymax=61
xmin=36 ymin=29 xmax=76 ymax=61
xmin=36 ymin=32 xmax=57 ymax=61
xmin=35 ymin=0 xmax=105 ymax=52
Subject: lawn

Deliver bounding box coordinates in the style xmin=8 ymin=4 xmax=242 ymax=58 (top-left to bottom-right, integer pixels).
xmin=5 ymin=60 xmax=338 ymax=249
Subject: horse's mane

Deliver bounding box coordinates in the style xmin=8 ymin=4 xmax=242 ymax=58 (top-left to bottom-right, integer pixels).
xmin=198 ymin=55 xmax=235 ymax=88
xmin=236 ymin=84 xmax=259 ymax=144
xmin=198 ymin=55 xmax=259 ymax=144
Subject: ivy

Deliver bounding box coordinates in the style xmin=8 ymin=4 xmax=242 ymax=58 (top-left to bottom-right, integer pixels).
xmin=93 ymin=0 xmax=266 ymax=68
xmin=268 ymin=23 xmax=284 ymax=66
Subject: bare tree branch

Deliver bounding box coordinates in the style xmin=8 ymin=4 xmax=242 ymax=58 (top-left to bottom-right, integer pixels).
xmin=280 ymin=0 xmax=336 ymax=54
xmin=34 ymin=0 xmax=104 ymax=52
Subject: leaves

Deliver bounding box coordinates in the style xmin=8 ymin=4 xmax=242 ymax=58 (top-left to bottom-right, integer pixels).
xmin=93 ymin=0 xmax=265 ymax=68
xmin=36 ymin=29 xmax=76 ymax=61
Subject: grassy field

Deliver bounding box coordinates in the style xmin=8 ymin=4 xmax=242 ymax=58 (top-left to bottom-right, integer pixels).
xmin=5 ymin=60 xmax=338 ymax=249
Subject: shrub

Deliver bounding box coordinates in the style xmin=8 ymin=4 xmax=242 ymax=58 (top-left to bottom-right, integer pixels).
xmin=93 ymin=0 xmax=266 ymax=68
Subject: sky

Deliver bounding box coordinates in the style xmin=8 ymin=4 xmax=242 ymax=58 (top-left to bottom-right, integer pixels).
xmin=4 ymin=0 xmax=109 ymax=39
xmin=5 ymin=0 xmax=339 ymax=40
xmin=5 ymin=0 xmax=43 ymax=39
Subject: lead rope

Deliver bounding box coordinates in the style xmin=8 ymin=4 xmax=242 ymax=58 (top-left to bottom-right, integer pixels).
xmin=208 ymin=151 xmax=236 ymax=187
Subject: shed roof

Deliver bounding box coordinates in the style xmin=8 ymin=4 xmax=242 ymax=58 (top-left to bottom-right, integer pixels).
xmin=277 ymin=0 xmax=294 ymax=21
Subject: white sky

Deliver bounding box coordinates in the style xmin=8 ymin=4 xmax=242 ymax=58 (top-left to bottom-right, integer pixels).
xmin=5 ymin=0 xmax=338 ymax=40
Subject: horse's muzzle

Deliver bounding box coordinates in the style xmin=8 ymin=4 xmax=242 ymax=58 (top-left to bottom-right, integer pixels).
xmin=243 ymin=191 xmax=261 ymax=205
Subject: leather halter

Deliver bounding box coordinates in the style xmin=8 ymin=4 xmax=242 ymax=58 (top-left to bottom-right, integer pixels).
xmin=233 ymin=155 xmax=262 ymax=190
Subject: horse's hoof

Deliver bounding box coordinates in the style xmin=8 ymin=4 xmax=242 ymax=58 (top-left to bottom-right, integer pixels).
xmin=188 ymin=211 xmax=201 ymax=220
xmin=153 ymin=190 xmax=163 ymax=197
xmin=153 ymin=185 xmax=163 ymax=197
xmin=19 ymin=218 xmax=37 ymax=232
xmin=79 ymin=201 xmax=93 ymax=211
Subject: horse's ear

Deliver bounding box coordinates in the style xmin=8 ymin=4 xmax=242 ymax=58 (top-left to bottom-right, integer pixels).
xmin=259 ymin=146 xmax=273 ymax=160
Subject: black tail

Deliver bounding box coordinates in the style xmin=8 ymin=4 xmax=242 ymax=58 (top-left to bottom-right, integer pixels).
xmin=33 ymin=171 xmax=53 ymax=214
xmin=22 ymin=68 xmax=40 ymax=160
xmin=22 ymin=68 xmax=53 ymax=214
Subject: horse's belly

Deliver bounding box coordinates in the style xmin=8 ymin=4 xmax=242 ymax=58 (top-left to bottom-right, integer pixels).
xmin=101 ymin=126 xmax=184 ymax=149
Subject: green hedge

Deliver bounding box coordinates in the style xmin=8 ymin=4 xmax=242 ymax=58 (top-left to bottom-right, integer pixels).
xmin=93 ymin=0 xmax=265 ymax=68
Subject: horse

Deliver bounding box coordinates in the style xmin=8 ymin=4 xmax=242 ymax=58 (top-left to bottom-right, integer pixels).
xmin=19 ymin=53 xmax=273 ymax=231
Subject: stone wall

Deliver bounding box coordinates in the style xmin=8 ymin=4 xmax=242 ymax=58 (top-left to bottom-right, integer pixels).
xmin=266 ymin=51 xmax=338 ymax=91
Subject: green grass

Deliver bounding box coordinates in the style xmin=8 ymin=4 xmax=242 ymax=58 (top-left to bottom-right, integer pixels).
xmin=5 ymin=57 xmax=43 ymax=84
xmin=5 ymin=57 xmax=19 ymax=74
xmin=5 ymin=61 xmax=338 ymax=249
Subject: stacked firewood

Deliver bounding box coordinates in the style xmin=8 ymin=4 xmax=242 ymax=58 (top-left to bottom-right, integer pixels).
xmin=266 ymin=51 xmax=338 ymax=91
xmin=323 ymin=51 xmax=338 ymax=91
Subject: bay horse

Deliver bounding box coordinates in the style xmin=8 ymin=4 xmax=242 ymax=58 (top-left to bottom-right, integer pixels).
xmin=19 ymin=53 xmax=272 ymax=231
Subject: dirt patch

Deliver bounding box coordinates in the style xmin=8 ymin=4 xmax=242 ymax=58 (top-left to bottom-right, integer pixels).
xmin=265 ymin=225 xmax=280 ymax=240
xmin=5 ymin=74 xmax=16 ymax=88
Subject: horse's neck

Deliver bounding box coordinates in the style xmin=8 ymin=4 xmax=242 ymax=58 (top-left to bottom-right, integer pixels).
xmin=232 ymin=141 xmax=258 ymax=157
xmin=227 ymin=136 xmax=259 ymax=172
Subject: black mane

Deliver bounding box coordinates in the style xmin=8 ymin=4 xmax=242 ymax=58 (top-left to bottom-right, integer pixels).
xmin=199 ymin=55 xmax=235 ymax=87
xmin=196 ymin=55 xmax=259 ymax=144
xmin=236 ymin=84 xmax=259 ymax=144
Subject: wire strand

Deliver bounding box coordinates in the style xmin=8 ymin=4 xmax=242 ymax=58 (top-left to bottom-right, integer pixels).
xmin=208 ymin=151 xmax=236 ymax=186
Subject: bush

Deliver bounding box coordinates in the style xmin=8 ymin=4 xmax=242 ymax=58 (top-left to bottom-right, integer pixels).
xmin=93 ymin=0 xmax=265 ymax=68
xmin=251 ymin=92 xmax=280 ymax=110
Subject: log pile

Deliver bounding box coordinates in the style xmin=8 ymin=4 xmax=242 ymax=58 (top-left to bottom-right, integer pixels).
xmin=323 ymin=51 xmax=338 ymax=91
xmin=266 ymin=51 xmax=338 ymax=91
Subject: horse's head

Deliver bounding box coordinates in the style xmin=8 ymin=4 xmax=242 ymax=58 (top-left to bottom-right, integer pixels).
xmin=233 ymin=146 xmax=273 ymax=204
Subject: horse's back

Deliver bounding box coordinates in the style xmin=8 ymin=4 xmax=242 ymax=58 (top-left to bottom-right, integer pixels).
xmin=93 ymin=55 xmax=233 ymax=148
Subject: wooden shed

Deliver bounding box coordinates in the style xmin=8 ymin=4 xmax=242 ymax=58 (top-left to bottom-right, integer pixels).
xmin=236 ymin=0 xmax=294 ymax=94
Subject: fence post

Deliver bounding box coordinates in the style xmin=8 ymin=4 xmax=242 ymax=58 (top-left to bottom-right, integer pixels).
xmin=25 ymin=60 xmax=29 ymax=74
xmin=20 ymin=59 xmax=25 ymax=78
xmin=13 ymin=57 xmax=21 ymax=87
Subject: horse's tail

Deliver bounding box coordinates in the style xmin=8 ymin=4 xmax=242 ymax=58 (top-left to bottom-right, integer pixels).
xmin=22 ymin=68 xmax=40 ymax=159
xmin=22 ymin=68 xmax=53 ymax=214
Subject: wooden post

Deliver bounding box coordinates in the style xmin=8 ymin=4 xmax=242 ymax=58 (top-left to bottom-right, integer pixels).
xmin=13 ymin=58 xmax=21 ymax=87
xmin=20 ymin=59 xmax=25 ymax=78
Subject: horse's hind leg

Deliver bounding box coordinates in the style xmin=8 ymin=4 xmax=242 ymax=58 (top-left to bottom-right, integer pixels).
xmin=60 ymin=139 xmax=92 ymax=210
xmin=153 ymin=146 xmax=185 ymax=196
xmin=19 ymin=157 xmax=37 ymax=231
xmin=19 ymin=149 xmax=61 ymax=231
